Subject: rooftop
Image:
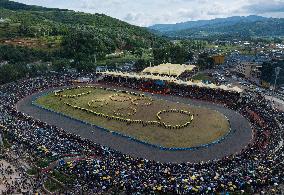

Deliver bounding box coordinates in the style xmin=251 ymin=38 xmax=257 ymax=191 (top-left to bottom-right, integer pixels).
xmin=142 ymin=63 xmax=196 ymax=77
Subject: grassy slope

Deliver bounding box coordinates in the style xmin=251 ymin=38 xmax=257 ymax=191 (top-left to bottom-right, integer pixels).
xmin=0 ymin=0 xmax=168 ymax=61
xmin=36 ymin=87 xmax=230 ymax=148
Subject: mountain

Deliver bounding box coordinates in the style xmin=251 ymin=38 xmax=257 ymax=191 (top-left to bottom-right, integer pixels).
xmin=0 ymin=0 xmax=167 ymax=51
xmin=149 ymin=15 xmax=284 ymax=39
xmin=149 ymin=15 xmax=267 ymax=32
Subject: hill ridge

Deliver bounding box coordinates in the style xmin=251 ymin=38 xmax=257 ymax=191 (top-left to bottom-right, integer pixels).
xmin=149 ymin=15 xmax=284 ymax=39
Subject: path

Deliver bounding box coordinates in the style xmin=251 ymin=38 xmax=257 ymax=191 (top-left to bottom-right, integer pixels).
xmin=16 ymin=85 xmax=253 ymax=163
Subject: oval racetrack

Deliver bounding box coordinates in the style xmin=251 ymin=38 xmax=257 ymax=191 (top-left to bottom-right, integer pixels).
xmin=16 ymin=85 xmax=253 ymax=163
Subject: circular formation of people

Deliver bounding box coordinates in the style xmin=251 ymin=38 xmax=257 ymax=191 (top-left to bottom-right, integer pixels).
xmin=0 ymin=72 xmax=283 ymax=194
xmin=61 ymin=86 xmax=193 ymax=129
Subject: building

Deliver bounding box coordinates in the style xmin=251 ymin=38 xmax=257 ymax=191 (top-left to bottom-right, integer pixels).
xmin=0 ymin=18 xmax=7 ymax=23
xmin=73 ymin=77 xmax=91 ymax=83
xmin=0 ymin=61 xmax=8 ymax=67
xmin=119 ymin=62 xmax=135 ymax=71
xmin=96 ymin=66 xmax=108 ymax=73
xmin=212 ymin=55 xmax=225 ymax=65
xmin=142 ymin=63 xmax=197 ymax=77
xmin=235 ymin=62 xmax=262 ymax=81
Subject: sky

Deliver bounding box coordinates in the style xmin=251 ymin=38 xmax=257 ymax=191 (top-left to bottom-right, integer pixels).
xmin=14 ymin=0 xmax=284 ymax=26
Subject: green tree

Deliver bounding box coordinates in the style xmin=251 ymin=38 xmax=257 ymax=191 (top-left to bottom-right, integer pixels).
xmin=197 ymin=53 xmax=214 ymax=70
xmin=261 ymin=61 xmax=284 ymax=85
xmin=134 ymin=59 xmax=151 ymax=71
xmin=0 ymin=63 xmax=28 ymax=84
xmin=51 ymin=59 xmax=71 ymax=72
xmin=261 ymin=62 xmax=274 ymax=83
xmin=153 ymin=47 xmax=168 ymax=65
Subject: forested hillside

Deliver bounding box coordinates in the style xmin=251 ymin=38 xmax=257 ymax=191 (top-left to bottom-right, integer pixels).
xmin=149 ymin=15 xmax=284 ymax=39
xmin=0 ymin=0 xmax=170 ymax=84
xmin=0 ymin=0 xmax=167 ymax=52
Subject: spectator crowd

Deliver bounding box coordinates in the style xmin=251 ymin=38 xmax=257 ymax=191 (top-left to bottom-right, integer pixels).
xmin=0 ymin=73 xmax=283 ymax=194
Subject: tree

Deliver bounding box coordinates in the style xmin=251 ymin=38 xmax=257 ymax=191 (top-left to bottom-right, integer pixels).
xmin=134 ymin=59 xmax=150 ymax=71
xmin=169 ymin=45 xmax=187 ymax=64
xmin=51 ymin=59 xmax=71 ymax=72
xmin=0 ymin=63 xmax=28 ymax=84
xmin=133 ymin=48 xmax=143 ymax=58
xmin=197 ymin=53 xmax=214 ymax=70
xmin=62 ymin=30 xmax=105 ymax=60
xmin=261 ymin=62 xmax=274 ymax=83
xmin=261 ymin=61 xmax=284 ymax=86
xmin=153 ymin=47 xmax=167 ymax=65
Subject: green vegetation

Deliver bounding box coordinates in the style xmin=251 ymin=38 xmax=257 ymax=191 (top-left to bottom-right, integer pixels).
xmin=0 ymin=44 xmax=52 ymax=84
xmin=178 ymin=19 xmax=284 ymax=40
xmin=36 ymin=158 xmax=50 ymax=168
xmin=261 ymin=61 xmax=284 ymax=86
xmin=3 ymin=137 xmax=11 ymax=149
xmin=152 ymin=40 xmax=214 ymax=67
xmin=205 ymin=43 xmax=255 ymax=55
xmin=36 ymin=86 xmax=230 ymax=148
xmin=44 ymin=178 xmax=62 ymax=193
xmin=197 ymin=53 xmax=214 ymax=70
xmin=192 ymin=73 xmax=212 ymax=81
xmin=0 ymin=0 xmax=166 ymax=49
xmin=51 ymin=170 xmax=75 ymax=184
xmin=1 ymin=132 xmax=11 ymax=149
xmin=150 ymin=15 xmax=284 ymax=40
xmin=153 ymin=45 xmax=190 ymax=65
xmin=27 ymin=167 xmax=38 ymax=176
xmin=0 ymin=0 xmax=172 ymax=82
xmin=0 ymin=1 xmax=213 ymax=82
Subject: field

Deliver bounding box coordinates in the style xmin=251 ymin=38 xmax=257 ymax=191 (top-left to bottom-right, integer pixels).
xmin=35 ymin=86 xmax=230 ymax=148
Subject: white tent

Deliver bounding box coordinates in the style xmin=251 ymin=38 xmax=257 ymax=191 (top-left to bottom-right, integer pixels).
xmin=142 ymin=63 xmax=196 ymax=77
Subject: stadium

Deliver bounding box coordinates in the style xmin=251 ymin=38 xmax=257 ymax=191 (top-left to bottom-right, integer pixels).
xmin=0 ymin=68 xmax=281 ymax=194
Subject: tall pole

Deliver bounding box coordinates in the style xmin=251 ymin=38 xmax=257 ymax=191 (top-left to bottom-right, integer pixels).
xmin=273 ymin=67 xmax=281 ymax=97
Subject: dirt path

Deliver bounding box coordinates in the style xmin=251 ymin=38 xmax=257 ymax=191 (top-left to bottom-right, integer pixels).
xmin=16 ymin=85 xmax=253 ymax=163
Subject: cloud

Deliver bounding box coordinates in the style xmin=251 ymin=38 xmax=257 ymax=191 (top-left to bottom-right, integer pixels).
xmin=242 ymin=0 xmax=284 ymax=13
xmin=123 ymin=13 xmax=149 ymax=26
xmin=13 ymin=0 xmax=284 ymax=26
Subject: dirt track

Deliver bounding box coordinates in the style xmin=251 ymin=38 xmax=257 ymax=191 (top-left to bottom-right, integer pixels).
xmin=16 ymin=85 xmax=253 ymax=163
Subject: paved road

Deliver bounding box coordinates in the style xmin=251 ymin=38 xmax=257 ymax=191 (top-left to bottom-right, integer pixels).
xmin=16 ymin=85 xmax=253 ymax=163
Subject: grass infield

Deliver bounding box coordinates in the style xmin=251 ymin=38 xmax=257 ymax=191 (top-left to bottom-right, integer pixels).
xmin=35 ymin=86 xmax=230 ymax=148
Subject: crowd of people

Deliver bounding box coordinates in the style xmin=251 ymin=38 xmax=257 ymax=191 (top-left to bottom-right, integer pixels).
xmin=0 ymin=73 xmax=283 ymax=194
xmin=0 ymin=147 xmax=42 ymax=194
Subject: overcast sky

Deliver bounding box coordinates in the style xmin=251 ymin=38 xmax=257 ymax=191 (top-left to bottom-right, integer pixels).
xmin=14 ymin=0 xmax=284 ymax=26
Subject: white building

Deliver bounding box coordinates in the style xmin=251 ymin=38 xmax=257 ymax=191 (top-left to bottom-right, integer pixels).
xmin=96 ymin=66 xmax=108 ymax=73
xmin=235 ymin=62 xmax=262 ymax=82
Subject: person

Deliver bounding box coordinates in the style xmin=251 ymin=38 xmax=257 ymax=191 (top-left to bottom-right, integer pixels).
xmin=0 ymin=73 xmax=283 ymax=194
